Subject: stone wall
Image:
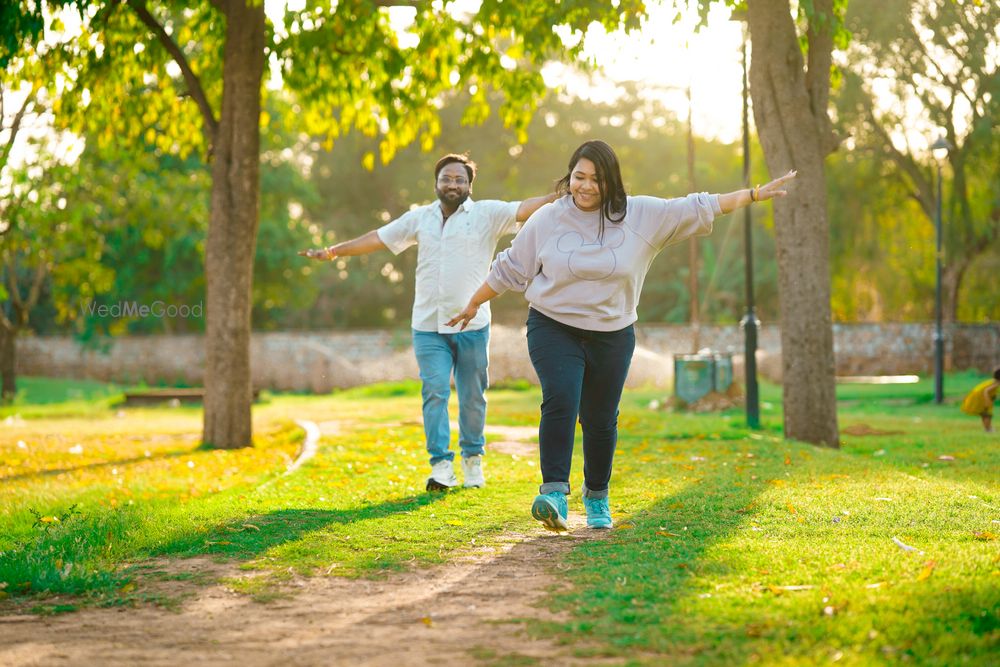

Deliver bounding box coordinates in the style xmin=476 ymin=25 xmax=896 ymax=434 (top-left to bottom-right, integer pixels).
xmin=15 ymin=323 xmax=999 ymax=391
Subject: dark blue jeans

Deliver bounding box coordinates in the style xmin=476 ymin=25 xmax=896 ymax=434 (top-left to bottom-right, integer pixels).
xmin=526 ymin=308 xmax=635 ymax=499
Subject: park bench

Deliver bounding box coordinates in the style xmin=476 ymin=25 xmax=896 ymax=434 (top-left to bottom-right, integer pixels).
xmin=122 ymin=388 xmax=261 ymax=407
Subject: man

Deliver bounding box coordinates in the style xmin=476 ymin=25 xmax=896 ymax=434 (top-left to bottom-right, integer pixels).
xmin=300 ymin=153 xmax=556 ymax=491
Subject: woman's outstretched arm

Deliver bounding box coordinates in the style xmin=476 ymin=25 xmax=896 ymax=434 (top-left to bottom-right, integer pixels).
xmin=718 ymin=169 xmax=797 ymax=214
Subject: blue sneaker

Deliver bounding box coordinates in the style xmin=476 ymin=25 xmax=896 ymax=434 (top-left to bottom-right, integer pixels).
xmin=584 ymin=495 xmax=613 ymax=529
xmin=531 ymin=492 xmax=569 ymax=532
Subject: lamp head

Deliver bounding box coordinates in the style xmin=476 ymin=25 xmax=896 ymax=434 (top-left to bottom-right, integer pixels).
xmin=930 ymin=136 xmax=952 ymax=159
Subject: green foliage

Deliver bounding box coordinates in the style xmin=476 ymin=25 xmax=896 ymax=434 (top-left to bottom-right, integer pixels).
xmin=835 ymin=0 xmax=1000 ymax=321
xmin=826 ymin=150 xmax=934 ymax=321
xmin=18 ymin=1 xmax=649 ymax=170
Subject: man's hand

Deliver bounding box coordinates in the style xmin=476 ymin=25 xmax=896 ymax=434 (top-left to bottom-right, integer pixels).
xmin=446 ymin=303 xmax=479 ymax=331
xmin=298 ymin=247 xmax=335 ymax=260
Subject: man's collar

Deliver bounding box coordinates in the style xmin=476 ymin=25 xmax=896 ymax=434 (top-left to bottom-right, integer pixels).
xmin=439 ymin=197 xmax=475 ymax=217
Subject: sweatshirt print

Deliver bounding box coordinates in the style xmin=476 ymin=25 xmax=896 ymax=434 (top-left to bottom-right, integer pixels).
xmin=486 ymin=193 xmax=721 ymax=331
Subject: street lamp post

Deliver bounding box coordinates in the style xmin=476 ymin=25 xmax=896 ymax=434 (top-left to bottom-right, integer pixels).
xmin=737 ymin=22 xmax=760 ymax=429
xmin=930 ymin=136 xmax=951 ymax=404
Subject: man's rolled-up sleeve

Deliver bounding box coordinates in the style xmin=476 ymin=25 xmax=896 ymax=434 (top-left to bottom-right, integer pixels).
xmin=376 ymin=209 xmax=421 ymax=255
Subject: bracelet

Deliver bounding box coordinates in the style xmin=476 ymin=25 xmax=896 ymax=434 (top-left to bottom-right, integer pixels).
xmin=752 ymin=185 xmax=761 ymax=202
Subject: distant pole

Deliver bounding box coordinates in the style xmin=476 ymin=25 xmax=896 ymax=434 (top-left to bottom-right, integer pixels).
xmin=739 ymin=30 xmax=760 ymax=429
xmin=934 ymin=160 xmax=944 ymax=404
xmin=930 ymin=136 xmax=950 ymax=404
xmin=687 ymin=78 xmax=700 ymax=352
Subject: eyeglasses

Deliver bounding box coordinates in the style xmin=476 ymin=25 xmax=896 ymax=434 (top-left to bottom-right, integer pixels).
xmin=437 ymin=176 xmax=469 ymax=186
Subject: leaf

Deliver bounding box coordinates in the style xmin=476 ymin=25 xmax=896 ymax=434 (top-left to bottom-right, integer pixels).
xmin=656 ymin=531 xmax=681 ymax=538
xmin=784 ymin=454 xmax=791 ymax=465
xmin=445 ymin=520 xmax=463 ymax=526
xmin=917 ymin=561 xmax=936 ymax=581
xmin=973 ymin=532 xmax=996 ymax=541
xmin=786 ymin=503 xmax=797 ymax=514
xmin=420 ymin=615 xmax=433 ymax=627
xmin=120 ymin=582 xmax=136 ymax=593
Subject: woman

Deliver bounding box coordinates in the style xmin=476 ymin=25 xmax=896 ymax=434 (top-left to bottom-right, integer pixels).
xmin=447 ymin=140 xmax=796 ymax=531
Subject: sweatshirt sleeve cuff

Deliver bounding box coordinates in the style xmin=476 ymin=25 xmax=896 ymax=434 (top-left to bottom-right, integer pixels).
xmin=486 ymin=273 xmax=510 ymax=296
xmin=711 ymin=194 xmax=722 ymax=216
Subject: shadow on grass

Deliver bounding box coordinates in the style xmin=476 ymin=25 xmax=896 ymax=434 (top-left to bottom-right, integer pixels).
xmin=0 ymin=492 xmax=448 ymax=601
xmin=153 ymin=493 xmax=449 ymax=562
xmin=549 ymin=469 xmax=769 ymax=661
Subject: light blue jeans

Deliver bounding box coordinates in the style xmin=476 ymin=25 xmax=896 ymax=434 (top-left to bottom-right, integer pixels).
xmin=412 ymin=326 xmax=490 ymax=465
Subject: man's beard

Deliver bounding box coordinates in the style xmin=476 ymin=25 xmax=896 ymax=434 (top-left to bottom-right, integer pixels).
xmin=437 ymin=188 xmax=469 ymax=207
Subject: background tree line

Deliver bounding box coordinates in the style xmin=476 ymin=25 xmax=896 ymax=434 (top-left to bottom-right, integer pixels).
xmin=14 ymin=83 xmax=997 ymax=341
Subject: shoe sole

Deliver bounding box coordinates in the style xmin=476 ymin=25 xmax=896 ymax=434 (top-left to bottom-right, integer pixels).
xmin=426 ymin=477 xmax=457 ymax=492
xmin=587 ymin=521 xmax=613 ymax=529
xmin=463 ymin=482 xmax=485 ymax=488
xmin=531 ymin=497 xmax=568 ymax=532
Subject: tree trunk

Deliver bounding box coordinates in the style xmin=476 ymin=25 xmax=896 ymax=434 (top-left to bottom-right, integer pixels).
xmin=942 ymin=262 xmax=966 ymax=324
xmin=202 ymin=0 xmax=265 ymax=449
xmin=0 ymin=323 xmax=15 ymax=402
xmin=748 ymin=1 xmax=839 ymax=446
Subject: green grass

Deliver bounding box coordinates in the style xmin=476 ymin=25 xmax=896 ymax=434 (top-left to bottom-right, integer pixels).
xmin=6 ymin=376 xmax=126 ymax=405
xmin=1 ymin=374 xmax=997 ymax=665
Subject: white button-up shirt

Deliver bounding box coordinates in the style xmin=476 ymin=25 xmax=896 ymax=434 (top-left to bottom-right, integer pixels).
xmin=377 ymin=198 xmax=520 ymax=333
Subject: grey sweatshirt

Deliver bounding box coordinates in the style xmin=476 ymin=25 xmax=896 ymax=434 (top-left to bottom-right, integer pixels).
xmin=486 ymin=193 xmax=721 ymax=331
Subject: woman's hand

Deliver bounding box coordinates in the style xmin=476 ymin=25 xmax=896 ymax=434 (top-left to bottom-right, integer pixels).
xmin=446 ymin=302 xmax=480 ymax=331
xmin=298 ymin=247 xmax=336 ymax=260
xmin=755 ymin=169 xmax=797 ymax=201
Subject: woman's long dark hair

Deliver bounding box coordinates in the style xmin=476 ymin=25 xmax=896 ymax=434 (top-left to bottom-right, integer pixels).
xmin=555 ymin=140 xmax=627 ymax=241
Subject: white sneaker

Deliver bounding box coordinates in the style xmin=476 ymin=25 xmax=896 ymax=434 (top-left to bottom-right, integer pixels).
xmin=426 ymin=459 xmax=458 ymax=491
xmin=461 ymin=455 xmax=485 ymax=488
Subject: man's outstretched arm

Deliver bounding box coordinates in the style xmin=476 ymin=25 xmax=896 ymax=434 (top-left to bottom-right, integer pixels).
xmin=516 ymin=192 xmax=560 ymax=222
xmin=299 ymin=230 xmax=388 ymax=261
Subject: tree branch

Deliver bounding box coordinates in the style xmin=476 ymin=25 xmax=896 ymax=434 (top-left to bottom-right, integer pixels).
xmin=805 ymin=0 xmax=839 ymax=156
xmin=911 ymin=32 xmax=979 ymax=115
xmin=126 ymin=0 xmax=219 ymax=146
xmin=3 ymin=255 xmax=23 ymax=313
xmin=863 ymin=97 xmax=933 ymax=218
xmin=0 ymin=85 xmax=38 ymax=171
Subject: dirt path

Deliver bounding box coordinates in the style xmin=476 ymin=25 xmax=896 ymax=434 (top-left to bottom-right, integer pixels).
xmin=0 ymin=518 xmax=624 ymax=666
xmin=1 ymin=421 xmax=630 ymax=666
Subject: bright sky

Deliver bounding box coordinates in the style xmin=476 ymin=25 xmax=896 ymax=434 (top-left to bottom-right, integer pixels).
xmin=543 ymin=2 xmax=747 ymax=144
